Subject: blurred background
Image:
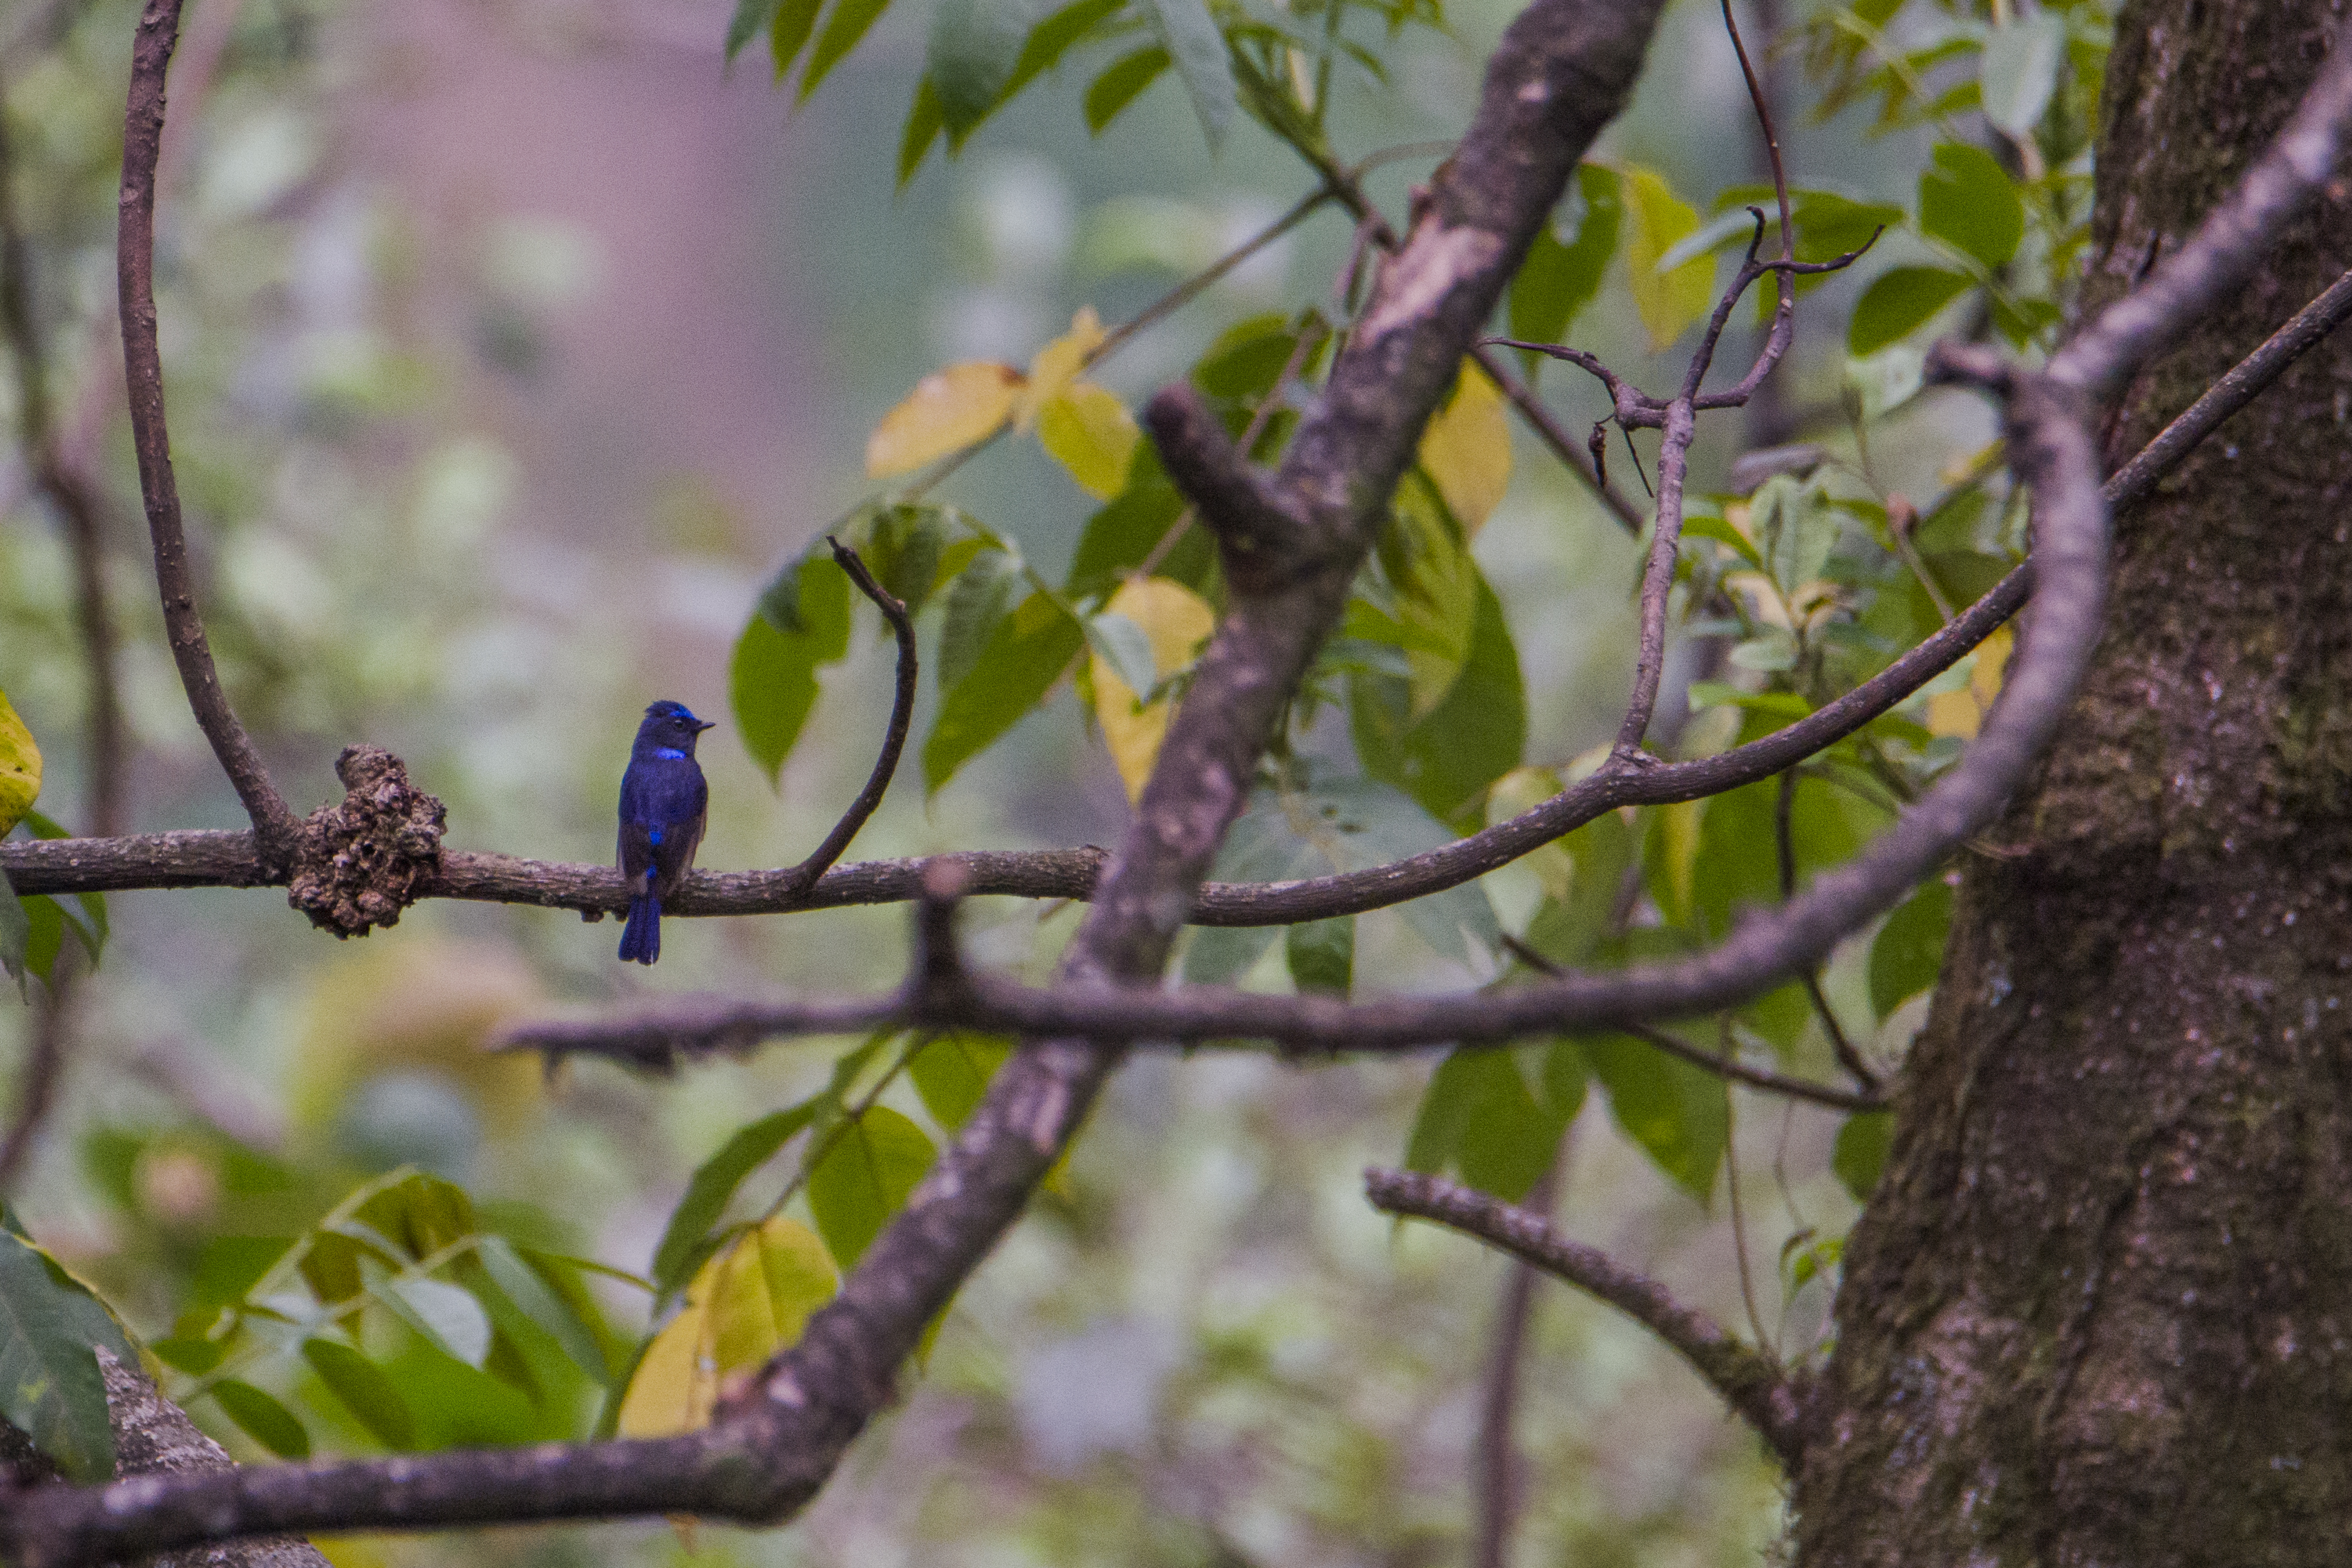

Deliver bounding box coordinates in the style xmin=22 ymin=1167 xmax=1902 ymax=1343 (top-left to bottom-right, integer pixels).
xmin=0 ymin=0 xmax=1952 ymax=1560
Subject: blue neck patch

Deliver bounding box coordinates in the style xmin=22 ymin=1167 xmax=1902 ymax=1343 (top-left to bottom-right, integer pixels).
xmin=648 ymin=825 xmax=665 ymax=845
xmin=652 ymin=746 xmax=687 ymax=760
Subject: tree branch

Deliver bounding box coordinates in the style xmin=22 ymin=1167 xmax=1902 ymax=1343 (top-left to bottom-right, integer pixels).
xmin=502 ymin=914 xmax=1889 ymax=1111
xmin=11 ymin=137 xmax=2349 ymax=942
xmin=1365 ymin=1167 xmax=1804 ymax=1468
xmin=779 ymin=539 xmax=918 ymax=897
xmin=1140 ymin=383 xmax=1322 ymax=590
xmin=117 ymin=0 xmax=300 ymax=866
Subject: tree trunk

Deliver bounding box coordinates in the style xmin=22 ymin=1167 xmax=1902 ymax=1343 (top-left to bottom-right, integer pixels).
xmin=1792 ymin=3 xmax=2352 ymax=1562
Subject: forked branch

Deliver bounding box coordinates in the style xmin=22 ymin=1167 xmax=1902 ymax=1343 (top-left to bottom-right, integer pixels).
xmin=779 ymin=539 xmax=919 ymax=898
xmin=1367 ymin=1167 xmax=1805 ymax=1466
xmin=118 ymin=0 xmax=298 ymax=865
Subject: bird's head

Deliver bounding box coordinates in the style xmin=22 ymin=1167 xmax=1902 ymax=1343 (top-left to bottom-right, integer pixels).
xmin=636 ymin=700 xmax=716 ymax=756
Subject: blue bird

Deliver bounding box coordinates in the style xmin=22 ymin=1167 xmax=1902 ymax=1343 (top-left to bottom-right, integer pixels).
xmin=616 ymin=700 xmax=714 ymax=965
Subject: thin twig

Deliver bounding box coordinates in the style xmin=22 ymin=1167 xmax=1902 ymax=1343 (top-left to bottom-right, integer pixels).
xmin=1092 ymin=187 xmax=1333 ymax=365
xmin=1718 ymin=1051 xmax=1772 ymax=1356
xmin=782 ymin=540 xmax=918 ymax=897
xmin=1468 ymin=344 xmax=1649 ymax=535
xmin=1367 ymin=1167 xmax=1803 ymax=1467
xmin=1501 ymin=933 xmax=1884 ymax=1110
xmin=1473 ymin=1144 xmax=1565 ymax=1568
xmin=117 ymin=0 xmax=300 ymax=865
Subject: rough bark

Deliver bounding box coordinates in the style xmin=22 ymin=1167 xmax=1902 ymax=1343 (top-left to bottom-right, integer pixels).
xmin=1793 ymin=3 xmax=2352 ymax=1563
xmin=0 ymin=1353 xmax=328 ymax=1568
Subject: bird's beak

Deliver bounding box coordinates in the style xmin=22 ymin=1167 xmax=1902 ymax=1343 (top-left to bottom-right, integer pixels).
xmin=694 ymin=718 xmax=717 ymax=732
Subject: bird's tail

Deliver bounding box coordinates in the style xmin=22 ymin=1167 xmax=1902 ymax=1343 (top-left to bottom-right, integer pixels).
xmin=618 ymin=895 xmax=661 ymax=964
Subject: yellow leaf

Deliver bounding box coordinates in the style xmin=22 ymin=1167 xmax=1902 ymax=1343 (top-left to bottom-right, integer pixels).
xmin=0 ymin=689 xmax=39 ymax=837
xmin=1620 ymin=166 xmax=1715 ymax=352
xmin=1090 ymin=577 xmax=1216 ymax=803
xmin=1417 ymin=361 xmax=1512 ymax=534
xmin=614 ymin=1292 xmax=713 ymax=1440
xmin=1488 ymin=767 xmax=1572 ymax=901
xmin=1926 ymin=624 xmax=2013 ymax=740
xmin=1039 ymin=381 xmax=1140 ymax=499
xmin=1653 ymin=799 xmax=1703 ymax=926
xmin=866 ymin=362 xmax=1024 ymax=479
xmin=615 ymin=1217 xmax=837 ymax=1439
xmin=1015 ymin=306 xmax=1108 ymax=430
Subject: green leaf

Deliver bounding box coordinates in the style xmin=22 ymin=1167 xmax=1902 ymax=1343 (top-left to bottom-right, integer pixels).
xmin=922 ymin=589 xmax=1085 ymax=795
xmin=938 ymin=548 xmax=1024 ymax=692
xmin=898 ymin=75 xmax=947 ymax=184
xmin=18 ymin=895 xmax=63 ymax=986
xmin=18 ymin=817 xmax=106 ymax=975
xmin=807 ymin=1106 xmax=938 ymax=1269
xmin=1979 ymin=15 xmax=2065 ymax=139
xmin=726 ymin=0 xmax=783 ymax=58
xmin=1689 ymin=769 xmax=1877 ymax=942
xmin=1542 ymin=1040 xmax=1588 ymax=1127
xmin=1085 ymin=610 xmax=1161 ymax=700
xmin=1508 ymin=164 xmax=1621 ymax=367
xmin=929 ymin=0 xmax=1034 ymax=143
xmin=1284 ymin=917 xmax=1353 ymax=997
xmin=652 ymin=1102 xmax=823 ymax=1296
xmin=907 ymin=1033 xmax=1012 ymax=1130
xmin=0 ymin=874 xmax=26 ymax=993
xmin=1084 ymin=46 xmax=1171 ymax=134
xmin=1403 ymin=1049 xmax=1566 ymax=1203
xmin=301 ymin=1337 xmax=418 ymax=1450
xmin=1003 ymin=0 xmax=1123 ymax=102
xmin=1917 ymin=142 xmax=2024 ymax=270
xmin=1619 ymin=165 xmax=1715 ymax=350
xmin=1517 ymin=812 xmax=1638 ymax=970
xmin=1582 ymin=1032 xmax=1728 ymax=1203
xmin=771 ymin=0 xmax=827 ymax=77
xmin=378 ymin=1273 xmax=493 ymax=1369
xmin=475 ymin=1236 xmax=612 ymax=1385
xmin=1754 ymin=474 xmax=1840 ymax=596
xmin=1139 ymin=0 xmax=1233 ymax=147
xmin=1065 ymin=445 xmax=1200 ymax=597
xmin=149 ymin=1336 xmax=225 ymax=1375
xmin=1350 ymin=567 xmax=1526 ymax=832
xmin=852 ymin=504 xmax=949 ymax=615
xmin=211 ymin=1379 xmax=310 ymax=1459
xmin=1847 ymin=266 xmax=1974 ymax=356
xmin=1653 ymin=207 xmax=1761 ymax=274
xmin=1680 ymin=510 xmax=1763 ymax=568
xmin=732 ymin=546 xmax=854 ymax=785
xmin=800 ymin=0 xmax=895 ymax=100
xmin=1833 ymin=1111 xmax=1895 ymax=1202
xmin=1193 ymin=312 xmax=1305 ymax=401
xmin=1710 ymin=184 xmax=1903 ymax=265
xmin=1870 ymin=877 xmax=1955 ymax=1017
xmin=1333 ymin=778 xmax=1501 ymax=962
xmin=0 ymin=1218 xmax=135 ymax=1480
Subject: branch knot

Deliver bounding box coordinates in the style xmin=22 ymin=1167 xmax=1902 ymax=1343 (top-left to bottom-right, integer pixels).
xmin=1143 ymin=384 xmax=1330 ymax=593
xmin=287 ymin=746 xmax=446 ymax=937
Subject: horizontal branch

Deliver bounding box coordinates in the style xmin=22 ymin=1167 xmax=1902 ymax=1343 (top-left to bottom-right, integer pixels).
xmin=1365 ymin=1167 xmax=1805 ymax=1466
xmin=9 ymin=113 xmax=2349 ymax=948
